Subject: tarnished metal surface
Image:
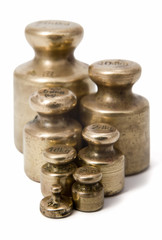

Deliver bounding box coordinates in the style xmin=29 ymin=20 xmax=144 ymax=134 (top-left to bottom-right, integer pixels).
xmin=23 ymin=87 xmax=82 ymax=182
xmin=78 ymin=123 xmax=125 ymax=196
xmin=80 ymin=59 xmax=150 ymax=175
xmin=40 ymin=184 xmax=73 ymax=218
xmin=72 ymin=166 xmax=104 ymax=212
xmin=41 ymin=145 xmax=77 ymax=197
xmin=14 ymin=20 xmax=96 ymax=153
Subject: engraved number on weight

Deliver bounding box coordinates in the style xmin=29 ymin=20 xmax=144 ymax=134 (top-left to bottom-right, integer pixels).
xmin=43 ymin=88 xmax=65 ymax=98
xmin=98 ymin=60 xmax=128 ymax=67
xmin=91 ymin=124 xmax=114 ymax=132
xmin=79 ymin=167 xmax=98 ymax=175
xmin=48 ymin=146 xmax=71 ymax=154
xmin=42 ymin=71 xmax=56 ymax=78
xmin=35 ymin=21 xmax=71 ymax=28
xmin=54 ymin=21 xmax=70 ymax=26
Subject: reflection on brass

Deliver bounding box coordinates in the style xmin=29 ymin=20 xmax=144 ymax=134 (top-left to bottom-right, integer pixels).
xmin=40 ymin=184 xmax=73 ymax=218
xmin=23 ymin=87 xmax=82 ymax=182
xmin=72 ymin=166 xmax=104 ymax=212
xmin=78 ymin=123 xmax=125 ymax=196
xmin=14 ymin=20 xmax=96 ymax=153
xmin=41 ymin=145 xmax=77 ymax=197
xmin=80 ymin=59 xmax=150 ymax=175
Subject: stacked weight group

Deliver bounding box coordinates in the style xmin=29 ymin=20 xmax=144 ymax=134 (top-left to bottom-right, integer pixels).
xmin=14 ymin=20 xmax=150 ymax=218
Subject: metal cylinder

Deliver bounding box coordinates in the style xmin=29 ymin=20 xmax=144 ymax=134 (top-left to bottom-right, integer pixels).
xmin=78 ymin=123 xmax=125 ymax=196
xmin=23 ymin=87 xmax=82 ymax=182
xmin=14 ymin=20 xmax=96 ymax=153
xmin=40 ymin=184 xmax=73 ymax=218
xmin=41 ymin=145 xmax=77 ymax=197
xmin=72 ymin=166 xmax=104 ymax=212
xmin=80 ymin=59 xmax=150 ymax=175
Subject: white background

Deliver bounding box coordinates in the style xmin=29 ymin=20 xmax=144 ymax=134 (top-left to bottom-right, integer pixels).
xmin=0 ymin=0 xmax=161 ymax=239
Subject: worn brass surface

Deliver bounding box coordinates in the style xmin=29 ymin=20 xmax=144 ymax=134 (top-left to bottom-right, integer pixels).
xmin=24 ymin=87 xmax=82 ymax=182
xmin=41 ymin=145 xmax=77 ymax=197
xmin=72 ymin=166 xmax=104 ymax=212
xmin=80 ymin=59 xmax=150 ymax=175
xmin=40 ymin=184 xmax=73 ymax=218
xmin=14 ymin=20 xmax=96 ymax=153
xmin=78 ymin=123 xmax=125 ymax=196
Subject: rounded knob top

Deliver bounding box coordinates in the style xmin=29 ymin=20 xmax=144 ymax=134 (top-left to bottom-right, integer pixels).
xmin=51 ymin=184 xmax=62 ymax=194
xmin=25 ymin=20 xmax=83 ymax=51
xmin=43 ymin=145 xmax=77 ymax=165
xmin=82 ymin=123 xmax=120 ymax=145
xmin=29 ymin=87 xmax=77 ymax=115
xmin=89 ymin=59 xmax=141 ymax=87
xmin=73 ymin=166 xmax=102 ymax=184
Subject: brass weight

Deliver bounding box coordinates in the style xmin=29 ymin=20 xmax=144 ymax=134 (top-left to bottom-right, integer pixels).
xmin=14 ymin=20 xmax=96 ymax=153
xmin=78 ymin=123 xmax=125 ymax=196
xmin=72 ymin=166 xmax=104 ymax=212
xmin=40 ymin=184 xmax=73 ymax=218
xmin=80 ymin=59 xmax=150 ymax=176
xmin=41 ymin=145 xmax=77 ymax=197
xmin=23 ymin=87 xmax=82 ymax=182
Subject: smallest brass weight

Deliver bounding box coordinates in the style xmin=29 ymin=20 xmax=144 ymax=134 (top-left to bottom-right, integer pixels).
xmin=40 ymin=184 xmax=73 ymax=219
xmin=41 ymin=145 xmax=77 ymax=197
xmin=72 ymin=166 xmax=104 ymax=212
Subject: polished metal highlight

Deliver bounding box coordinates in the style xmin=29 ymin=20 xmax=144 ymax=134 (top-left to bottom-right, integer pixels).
xmin=41 ymin=145 xmax=77 ymax=197
xmin=72 ymin=166 xmax=104 ymax=212
xmin=14 ymin=20 xmax=96 ymax=153
xmin=78 ymin=123 xmax=125 ymax=196
xmin=40 ymin=184 xmax=73 ymax=218
xmin=23 ymin=87 xmax=82 ymax=182
xmin=80 ymin=59 xmax=150 ymax=175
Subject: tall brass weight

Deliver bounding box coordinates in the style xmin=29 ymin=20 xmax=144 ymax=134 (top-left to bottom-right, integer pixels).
xmin=14 ymin=20 xmax=96 ymax=153
xmin=80 ymin=60 xmax=150 ymax=175
xmin=23 ymin=87 xmax=82 ymax=182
